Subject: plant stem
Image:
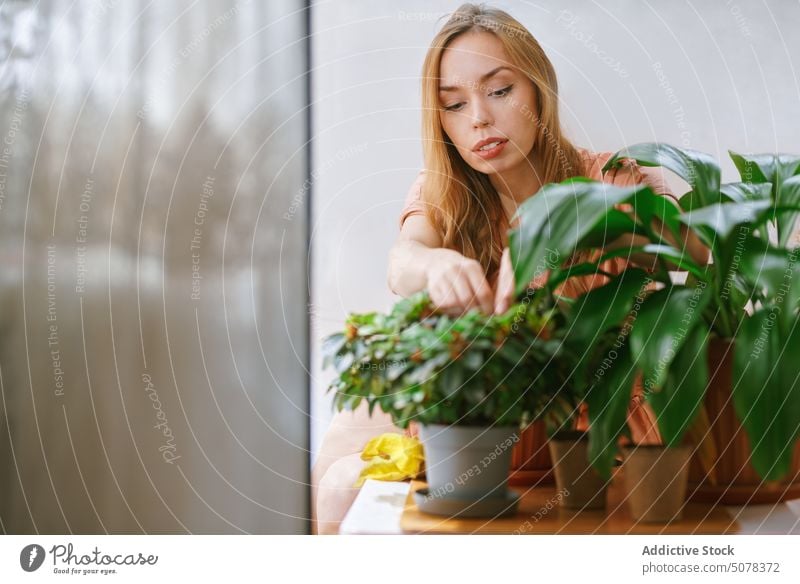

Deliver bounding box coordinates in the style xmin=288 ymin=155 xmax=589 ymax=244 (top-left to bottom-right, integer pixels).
xmin=711 ymin=274 xmax=734 ymax=338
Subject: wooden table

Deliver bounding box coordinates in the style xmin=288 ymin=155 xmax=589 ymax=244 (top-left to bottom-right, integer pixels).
xmin=400 ymin=477 xmax=738 ymax=534
xmin=340 ymin=478 xmax=800 ymax=535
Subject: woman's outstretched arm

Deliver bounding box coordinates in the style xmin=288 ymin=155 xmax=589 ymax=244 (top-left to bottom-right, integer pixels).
xmin=387 ymin=213 xmax=444 ymax=296
xmin=388 ymin=214 xmax=494 ymax=315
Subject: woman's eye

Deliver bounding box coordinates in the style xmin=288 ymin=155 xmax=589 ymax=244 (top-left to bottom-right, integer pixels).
xmin=443 ymin=102 xmax=464 ymax=112
xmin=442 ymin=85 xmax=512 ymax=111
xmin=490 ymin=84 xmax=513 ymax=97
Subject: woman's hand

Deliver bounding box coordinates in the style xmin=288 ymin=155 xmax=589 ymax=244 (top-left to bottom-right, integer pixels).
xmin=493 ymin=247 xmax=550 ymax=314
xmin=426 ymin=248 xmax=494 ymax=316
xmin=494 ymin=247 xmax=515 ymax=314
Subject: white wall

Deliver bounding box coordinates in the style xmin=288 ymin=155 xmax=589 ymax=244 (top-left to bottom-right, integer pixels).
xmin=309 ymin=0 xmax=800 ymax=463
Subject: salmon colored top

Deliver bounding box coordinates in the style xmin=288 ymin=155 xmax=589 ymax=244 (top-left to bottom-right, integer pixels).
xmin=399 ymin=148 xmax=678 ymax=228
xmin=398 ymin=147 xmax=679 ymax=445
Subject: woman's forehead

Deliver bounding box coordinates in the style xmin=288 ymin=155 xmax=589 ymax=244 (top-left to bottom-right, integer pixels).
xmin=439 ymin=31 xmax=514 ymax=88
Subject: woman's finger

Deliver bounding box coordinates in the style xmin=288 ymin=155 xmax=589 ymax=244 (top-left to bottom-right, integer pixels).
xmin=529 ymin=267 xmax=551 ymax=290
xmin=494 ymin=248 xmax=515 ymax=313
xmin=465 ymin=267 xmax=494 ymax=314
xmin=432 ymin=283 xmax=462 ymax=316
xmin=450 ymin=273 xmax=480 ymax=315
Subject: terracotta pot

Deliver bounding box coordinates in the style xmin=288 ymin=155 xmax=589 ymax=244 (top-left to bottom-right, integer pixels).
xmin=509 ymin=420 xmax=554 ymax=486
xmin=548 ymin=430 xmax=609 ymax=510
xmin=622 ymin=444 xmax=691 ymax=523
xmin=686 ymin=339 xmax=800 ymax=504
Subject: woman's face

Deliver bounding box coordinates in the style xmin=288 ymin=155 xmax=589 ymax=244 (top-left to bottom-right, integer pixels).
xmin=438 ymin=31 xmax=539 ymax=176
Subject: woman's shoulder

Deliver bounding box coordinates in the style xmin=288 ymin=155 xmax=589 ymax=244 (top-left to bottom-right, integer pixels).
xmin=406 ymin=169 xmax=427 ymax=201
xmin=399 ymin=170 xmax=428 ymax=229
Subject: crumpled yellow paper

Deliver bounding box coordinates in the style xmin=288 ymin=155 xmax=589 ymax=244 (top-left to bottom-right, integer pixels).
xmin=354 ymin=433 xmax=425 ymax=487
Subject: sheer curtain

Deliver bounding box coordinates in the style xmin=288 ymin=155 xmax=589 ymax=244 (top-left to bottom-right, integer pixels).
xmin=0 ymin=0 xmax=309 ymax=534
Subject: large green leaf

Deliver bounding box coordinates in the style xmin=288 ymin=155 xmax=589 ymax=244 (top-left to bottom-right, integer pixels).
xmin=738 ymin=245 xmax=800 ymax=321
xmin=638 ymin=244 xmax=706 ymax=279
xmin=547 ymin=262 xmax=616 ymax=290
xmin=509 ymin=179 xmax=650 ymax=296
xmin=646 ymin=325 xmax=709 ymax=447
xmin=719 ymin=182 xmax=772 ymax=204
xmin=585 ymin=344 xmax=638 ymax=480
xmin=589 ymin=243 xmax=706 ymax=280
xmin=628 ymin=186 xmax=684 ymax=242
xmin=579 ymin=187 xmax=683 ymax=248
xmin=714 ymin=228 xmax=769 ymax=317
xmin=679 ymin=200 xmax=774 ymax=242
xmin=602 ymin=142 xmax=721 ymax=208
xmin=629 ymin=284 xmax=711 ymax=391
xmin=566 ymin=268 xmax=650 ymax=351
xmin=776 ymin=175 xmax=800 ymax=247
xmin=729 ymin=151 xmax=800 ymax=187
xmin=578 ymin=208 xmax=640 ymax=248
xmin=730 ymin=152 xmax=800 ymax=247
xmin=733 ymin=311 xmax=800 ymax=481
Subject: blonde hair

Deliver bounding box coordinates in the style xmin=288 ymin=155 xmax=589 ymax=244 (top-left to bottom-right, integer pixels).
xmin=420 ymin=3 xmax=586 ymax=288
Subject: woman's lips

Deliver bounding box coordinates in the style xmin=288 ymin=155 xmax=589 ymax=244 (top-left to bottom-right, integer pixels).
xmin=473 ymin=139 xmax=508 ymax=160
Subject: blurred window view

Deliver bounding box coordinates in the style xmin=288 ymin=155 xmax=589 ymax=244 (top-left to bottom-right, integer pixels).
xmin=0 ymin=0 xmax=309 ymax=534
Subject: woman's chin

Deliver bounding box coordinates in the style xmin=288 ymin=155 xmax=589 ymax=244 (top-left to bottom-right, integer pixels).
xmin=471 ymin=157 xmax=515 ymax=176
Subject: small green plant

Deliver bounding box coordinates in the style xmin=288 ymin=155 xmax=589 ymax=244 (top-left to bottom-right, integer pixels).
xmin=322 ymin=290 xmax=582 ymax=431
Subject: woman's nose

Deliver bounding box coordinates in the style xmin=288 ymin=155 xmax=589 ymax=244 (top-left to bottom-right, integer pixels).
xmin=470 ymin=101 xmax=493 ymax=128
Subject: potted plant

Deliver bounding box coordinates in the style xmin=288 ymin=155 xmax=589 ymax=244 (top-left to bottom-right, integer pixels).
xmin=508 ymin=142 xmax=800 ymax=509
xmin=546 ymin=428 xmax=612 ymax=511
xmin=604 ymin=144 xmax=800 ymax=505
xmin=543 ymin=323 xmax=638 ymax=511
xmin=322 ymin=290 xmax=581 ymax=517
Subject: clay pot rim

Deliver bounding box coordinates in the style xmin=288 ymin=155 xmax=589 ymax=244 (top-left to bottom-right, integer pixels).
xmin=621 ymin=444 xmax=692 ymax=452
xmin=549 ymin=429 xmax=589 ymax=442
xmin=419 ymin=423 xmax=518 ymax=430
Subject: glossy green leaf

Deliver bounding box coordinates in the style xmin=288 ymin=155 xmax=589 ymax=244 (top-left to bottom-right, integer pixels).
xmin=578 ymin=208 xmax=640 ymax=248
xmin=730 ymin=151 xmax=800 ymax=247
xmin=646 ymin=325 xmax=709 ymax=447
xmin=719 ymin=182 xmax=772 ymax=204
xmin=592 ymin=244 xmax=706 ymax=280
xmin=776 ymin=175 xmax=800 ymax=247
xmin=566 ymin=268 xmax=650 ymax=350
xmin=638 ymin=244 xmax=706 ymax=278
xmin=547 ymin=262 xmax=615 ymax=290
xmin=629 ymin=284 xmax=711 ymax=391
xmin=509 ymin=179 xmax=650 ymax=297
xmin=733 ymin=311 xmax=800 ymax=481
xmin=738 ymin=245 xmax=800 ymax=320
xmin=679 ymin=200 xmax=774 ymax=241
xmin=729 ymin=151 xmax=800 ymax=187
xmin=713 ymin=228 xmax=768 ymax=319
xmin=585 ymin=345 xmax=638 ymax=480
xmin=628 ymin=186 xmax=684 ymax=242
xmin=602 ymin=142 xmax=721 ymax=208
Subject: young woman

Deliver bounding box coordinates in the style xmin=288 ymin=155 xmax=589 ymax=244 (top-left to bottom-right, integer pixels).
xmin=313 ymin=3 xmax=708 ymax=535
